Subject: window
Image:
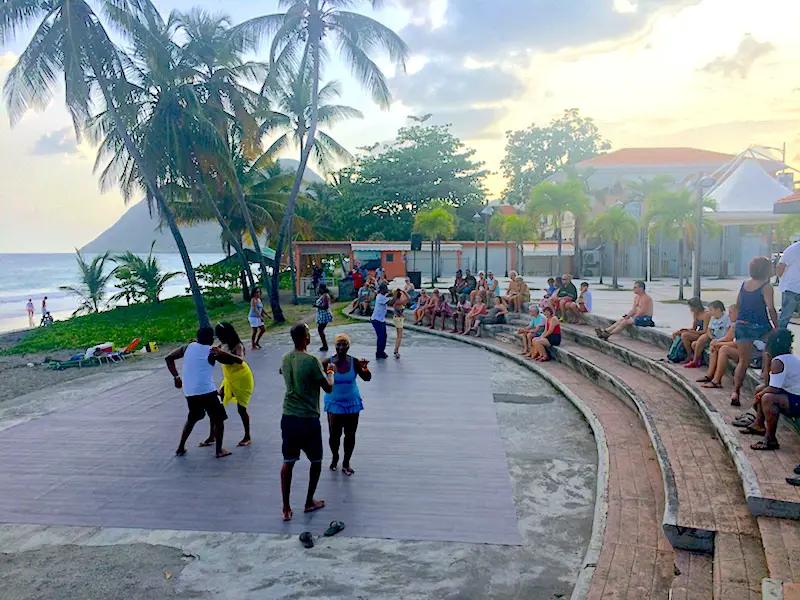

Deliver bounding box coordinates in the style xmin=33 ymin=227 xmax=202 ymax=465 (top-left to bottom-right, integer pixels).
xmin=385 ymin=253 xmax=394 ymax=263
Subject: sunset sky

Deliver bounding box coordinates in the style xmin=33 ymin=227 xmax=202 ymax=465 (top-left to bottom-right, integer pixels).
xmin=0 ymin=0 xmax=797 ymax=253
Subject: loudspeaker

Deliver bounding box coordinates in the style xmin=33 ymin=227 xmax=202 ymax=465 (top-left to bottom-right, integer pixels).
xmin=410 ymin=233 xmax=422 ymax=251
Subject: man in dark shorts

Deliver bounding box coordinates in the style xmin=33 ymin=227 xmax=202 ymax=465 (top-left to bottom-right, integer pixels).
xmin=166 ymin=327 xmax=237 ymax=458
xmin=596 ymin=280 xmax=654 ymax=340
xmin=280 ymin=323 xmax=335 ymax=521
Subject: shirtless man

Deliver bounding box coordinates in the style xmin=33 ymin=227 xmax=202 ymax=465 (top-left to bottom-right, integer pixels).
xmin=596 ymin=280 xmax=654 ymax=340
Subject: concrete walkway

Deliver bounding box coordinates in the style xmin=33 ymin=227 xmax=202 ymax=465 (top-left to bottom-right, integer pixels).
xmin=0 ymin=323 xmax=597 ymax=600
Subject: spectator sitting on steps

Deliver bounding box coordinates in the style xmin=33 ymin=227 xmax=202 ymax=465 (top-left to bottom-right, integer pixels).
xmin=685 ymin=300 xmax=730 ymax=369
xmin=595 ymin=280 xmax=654 ymax=340
xmin=565 ymin=282 xmax=592 ymax=323
xmin=671 ymin=297 xmax=709 ymax=364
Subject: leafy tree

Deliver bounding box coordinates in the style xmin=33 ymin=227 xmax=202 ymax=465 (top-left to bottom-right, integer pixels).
xmin=527 ymin=179 xmax=590 ymax=274
xmin=502 ymin=109 xmax=611 ymax=204
xmin=60 ymin=251 xmax=117 ymax=316
xmin=623 ymin=175 xmax=674 ymax=279
xmin=589 ymin=206 xmax=638 ymax=288
xmin=1 ymin=0 xmax=212 ymax=328
xmin=504 ymin=215 xmax=537 ymax=275
xmin=113 ymin=243 xmax=181 ymax=304
xmin=414 ymin=206 xmax=457 ymax=284
xmin=644 ymin=189 xmax=718 ymax=300
xmin=235 ymin=0 xmax=409 ymax=322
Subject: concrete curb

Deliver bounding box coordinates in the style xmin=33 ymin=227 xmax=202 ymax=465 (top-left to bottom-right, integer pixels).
xmin=346 ymin=310 xmax=609 ymax=600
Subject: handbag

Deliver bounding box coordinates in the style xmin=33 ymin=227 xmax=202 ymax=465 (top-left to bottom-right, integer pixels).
xmin=667 ymin=336 xmax=687 ymax=363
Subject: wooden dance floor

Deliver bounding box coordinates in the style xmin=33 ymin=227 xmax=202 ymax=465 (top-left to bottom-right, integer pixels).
xmin=0 ymin=344 xmax=521 ymax=545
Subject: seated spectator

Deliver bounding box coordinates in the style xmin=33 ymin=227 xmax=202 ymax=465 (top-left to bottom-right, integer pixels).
xmin=518 ymin=304 xmax=546 ymax=357
xmin=462 ymin=297 xmax=488 ymax=336
xmin=354 ymin=284 xmax=374 ymax=316
xmin=738 ymin=329 xmax=800 ymax=453
xmin=517 ymin=277 xmax=531 ymax=313
xmin=671 ymin=298 xmax=709 ymax=363
xmin=697 ymin=304 xmax=739 ymax=386
xmin=421 ymin=289 xmax=442 ymax=324
xmin=596 ymin=281 xmax=654 ymax=340
xmin=550 ymin=273 xmax=577 ymax=320
xmin=429 ymin=290 xmax=454 ymax=331
xmin=462 ymin=270 xmax=477 ymax=298
xmin=412 ymin=290 xmax=430 ymax=325
xmin=685 ymin=300 xmax=730 ymax=368
xmin=565 ymin=282 xmax=592 ymax=323
xmin=472 ymin=296 xmax=509 ymax=337
xmin=486 ymin=271 xmax=499 ymax=303
xmin=404 ymin=277 xmax=419 ymax=302
xmin=530 ymin=306 xmax=562 ymax=362
xmin=503 ymin=270 xmax=521 ymax=307
xmin=541 ymin=276 xmax=562 ymax=310
xmin=451 ymin=294 xmax=472 ymax=334
xmin=544 ymin=277 xmax=557 ymax=298
xmin=470 ymin=271 xmax=488 ymax=303
xmin=449 ymin=270 xmax=466 ymax=303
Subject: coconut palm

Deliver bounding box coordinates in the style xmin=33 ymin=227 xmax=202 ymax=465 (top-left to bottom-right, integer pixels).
xmin=624 ymin=175 xmax=674 ymax=279
xmin=112 ymin=243 xmax=181 ymax=304
xmin=60 ymin=251 xmax=117 ymax=315
xmin=414 ymin=206 xmax=457 ymax=285
xmin=489 ymin=213 xmax=510 ymax=276
xmin=527 ymin=179 xmax=589 ymax=274
xmin=234 ymin=0 xmax=409 ymax=322
xmin=589 ymin=206 xmax=638 ymax=289
xmin=504 ymin=215 xmax=536 ymax=275
xmin=1 ymin=0 xmax=212 ymax=328
xmin=644 ymin=189 xmax=718 ymax=300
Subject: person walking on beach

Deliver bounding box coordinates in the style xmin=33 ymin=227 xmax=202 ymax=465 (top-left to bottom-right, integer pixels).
xmin=199 ymin=323 xmax=254 ymax=448
xmin=249 ymin=288 xmax=270 ymax=349
xmin=41 ymin=296 xmax=48 ymax=315
xmin=280 ymin=323 xmax=335 ymax=521
xmin=26 ymin=299 xmax=34 ymax=328
xmin=371 ymin=283 xmax=391 ymax=360
xmin=166 ymin=327 xmax=233 ymax=458
xmin=322 ymin=333 xmax=371 ymax=475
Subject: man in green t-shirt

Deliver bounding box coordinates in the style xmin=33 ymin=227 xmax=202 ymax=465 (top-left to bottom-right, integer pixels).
xmin=552 ymin=273 xmax=578 ymax=320
xmin=280 ymin=323 xmax=334 ymax=522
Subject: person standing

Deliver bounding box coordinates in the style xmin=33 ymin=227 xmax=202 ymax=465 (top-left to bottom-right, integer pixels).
xmin=26 ymin=298 xmax=34 ymax=328
xmin=392 ymin=288 xmax=410 ymax=359
xmin=371 ymin=283 xmax=391 ymax=360
xmin=315 ymin=284 xmax=333 ymax=352
xmin=41 ymin=296 xmax=48 ymax=315
xmin=166 ymin=327 xmax=233 ymax=458
xmin=777 ymin=240 xmax=800 ymax=329
xmin=311 ymin=264 xmax=323 ymax=295
xmin=322 ymin=333 xmax=371 ymax=475
xmin=249 ymin=288 xmax=269 ymax=349
xmin=280 ymin=323 xmax=335 ymax=521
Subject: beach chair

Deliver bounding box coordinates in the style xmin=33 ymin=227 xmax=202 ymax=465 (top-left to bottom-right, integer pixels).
xmin=47 ymin=357 xmax=98 ymax=371
xmin=104 ymin=338 xmax=141 ymax=363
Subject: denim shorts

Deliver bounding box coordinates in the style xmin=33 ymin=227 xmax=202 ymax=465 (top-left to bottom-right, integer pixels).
xmin=633 ymin=316 xmax=654 ymax=327
xmin=734 ymin=322 xmax=771 ymax=343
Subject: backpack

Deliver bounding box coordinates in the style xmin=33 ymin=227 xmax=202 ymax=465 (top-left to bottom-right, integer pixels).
xmin=667 ymin=336 xmax=687 ymax=363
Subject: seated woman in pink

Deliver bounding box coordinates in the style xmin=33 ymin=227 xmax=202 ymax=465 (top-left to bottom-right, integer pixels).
xmin=429 ymin=290 xmax=453 ymax=331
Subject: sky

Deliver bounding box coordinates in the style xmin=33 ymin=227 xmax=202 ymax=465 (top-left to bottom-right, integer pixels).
xmin=0 ymin=0 xmax=798 ymax=252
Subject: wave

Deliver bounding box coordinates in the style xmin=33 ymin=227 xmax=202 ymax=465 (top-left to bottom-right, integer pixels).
xmin=0 ymin=290 xmax=73 ymax=305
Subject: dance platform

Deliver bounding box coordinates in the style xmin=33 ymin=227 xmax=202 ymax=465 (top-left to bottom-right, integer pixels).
xmin=0 ymin=344 xmax=521 ymax=545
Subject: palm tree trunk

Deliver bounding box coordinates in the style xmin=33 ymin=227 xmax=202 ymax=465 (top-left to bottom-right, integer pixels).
xmin=574 ymin=219 xmax=581 ymax=278
xmin=89 ymin=56 xmax=209 ymax=328
xmin=556 ymin=213 xmax=563 ymax=274
xmin=430 ymin=238 xmax=435 ymax=285
xmin=504 ymin=239 xmax=509 ymax=276
xmin=270 ymin=39 xmax=321 ymax=323
xmin=612 ymin=241 xmax=619 ymax=288
xmin=288 ymin=218 xmax=298 ymax=304
xmin=678 ymin=237 xmax=685 ymax=301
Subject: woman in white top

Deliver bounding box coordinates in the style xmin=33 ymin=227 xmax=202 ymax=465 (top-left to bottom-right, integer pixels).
xmin=742 ymin=329 xmax=800 ymax=451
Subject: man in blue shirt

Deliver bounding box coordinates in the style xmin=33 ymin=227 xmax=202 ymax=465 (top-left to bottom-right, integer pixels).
xmin=371 ymin=283 xmax=391 ymax=359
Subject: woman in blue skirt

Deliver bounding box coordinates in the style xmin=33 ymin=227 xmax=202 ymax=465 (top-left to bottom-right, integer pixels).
xmin=322 ymin=333 xmax=372 ymax=475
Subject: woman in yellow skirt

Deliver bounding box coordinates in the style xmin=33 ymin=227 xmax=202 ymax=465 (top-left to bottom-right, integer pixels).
xmin=200 ymin=322 xmax=255 ymax=448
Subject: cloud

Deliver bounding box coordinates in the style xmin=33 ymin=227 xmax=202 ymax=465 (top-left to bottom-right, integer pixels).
xmin=0 ymin=51 xmax=17 ymax=71
xmin=430 ymin=107 xmax=503 ymax=141
xmin=700 ymin=34 xmax=776 ymax=78
xmin=30 ymin=127 xmax=79 ymax=156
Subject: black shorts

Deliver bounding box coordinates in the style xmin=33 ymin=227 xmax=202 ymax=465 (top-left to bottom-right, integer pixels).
xmin=787 ymin=393 xmax=800 ymax=418
xmin=281 ymin=415 xmax=323 ymax=463
xmin=186 ymin=392 xmax=228 ymax=423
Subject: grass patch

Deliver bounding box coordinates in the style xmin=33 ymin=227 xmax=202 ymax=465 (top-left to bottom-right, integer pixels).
xmin=599 ymin=286 xmax=631 ymax=292
xmin=4 ymin=297 xmax=323 ymax=355
xmin=660 ymin=299 xmax=690 ymax=304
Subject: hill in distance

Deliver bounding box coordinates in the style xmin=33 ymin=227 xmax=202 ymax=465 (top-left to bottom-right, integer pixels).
xmin=81 ymin=159 xmax=324 ymax=254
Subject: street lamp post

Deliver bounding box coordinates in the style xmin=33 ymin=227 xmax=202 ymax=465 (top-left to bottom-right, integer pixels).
xmin=481 ymin=206 xmax=493 ymax=275
xmin=693 ymin=175 xmax=716 ymax=302
xmin=472 ymin=213 xmax=481 ymax=271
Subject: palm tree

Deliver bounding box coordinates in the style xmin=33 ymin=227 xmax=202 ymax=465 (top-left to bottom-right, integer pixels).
xmin=589 ymin=206 xmax=638 ymax=288
xmin=528 ymin=179 xmax=589 ymax=274
xmin=644 ymin=189 xmax=718 ymax=300
xmin=234 ymin=0 xmax=409 ymax=322
xmin=414 ymin=207 xmax=457 ymax=285
xmin=1 ymin=0 xmax=212 ymax=328
xmin=489 ymin=213 xmax=510 ymax=276
xmin=60 ymin=251 xmax=117 ymax=315
xmin=504 ymin=215 xmax=536 ymax=275
xmin=113 ymin=242 xmax=181 ymax=303
xmin=624 ymin=175 xmax=674 ymax=279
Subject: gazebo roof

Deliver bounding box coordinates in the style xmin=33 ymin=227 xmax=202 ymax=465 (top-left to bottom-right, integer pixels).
xmin=707 ymin=159 xmax=792 ymax=213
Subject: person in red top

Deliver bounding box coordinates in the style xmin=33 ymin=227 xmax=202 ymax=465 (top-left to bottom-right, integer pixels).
xmin=530 ymin=306 xmax=562 ymax=362
xmin=352 ymin=268 xmax=363 ymax=292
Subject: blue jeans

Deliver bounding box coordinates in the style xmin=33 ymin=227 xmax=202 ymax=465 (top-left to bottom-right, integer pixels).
xmin=779 ymin=290 xmax=800 ymax=329
xmin=372 ymin=320 xmax=388 ymax=357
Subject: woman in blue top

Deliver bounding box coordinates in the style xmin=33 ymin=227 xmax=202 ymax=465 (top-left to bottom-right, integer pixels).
xmin=322 ymin=333 xmax=372 ymax=475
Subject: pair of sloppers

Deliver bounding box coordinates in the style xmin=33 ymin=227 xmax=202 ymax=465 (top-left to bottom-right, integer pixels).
xmin=299 ymin=521 xmax=345 ymax=548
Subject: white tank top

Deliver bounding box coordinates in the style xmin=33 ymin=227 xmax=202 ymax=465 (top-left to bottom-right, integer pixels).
xmin=181 ymin=342 xmax=217 ymax=396
xmin=774 ymin=354 xmax=800 ymax=395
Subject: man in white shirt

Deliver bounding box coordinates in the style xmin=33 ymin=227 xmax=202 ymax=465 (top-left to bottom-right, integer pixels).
xmin=371 ymin=283 xmax=391 ymax=359
xmin=166 ymin=327 xmax=239 ymax=458
xmin=778 ymin=240 xmax=800 ymax=329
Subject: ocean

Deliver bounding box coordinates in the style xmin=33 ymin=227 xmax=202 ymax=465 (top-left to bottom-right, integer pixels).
xmin=0 ymin=253 xmax=226 ymax=334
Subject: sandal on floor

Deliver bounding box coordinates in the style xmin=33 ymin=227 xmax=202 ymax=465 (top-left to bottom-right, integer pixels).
xmin=732 ymin=412 xmax=756 ymax=427
xmin=701 ymin=381 xmax=722 ymax=389
xmin=739 ymin=426 xmax=767 ymax=436
xmin=696 ymin=376 xmax=713 ymax=383
xmin=751 ymin=440 xmax=780 ymax=451
xmin=299 ymin=532 xmax=314 ymax=548
xmin=323 ymin=521 xmax=346 ymax=537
